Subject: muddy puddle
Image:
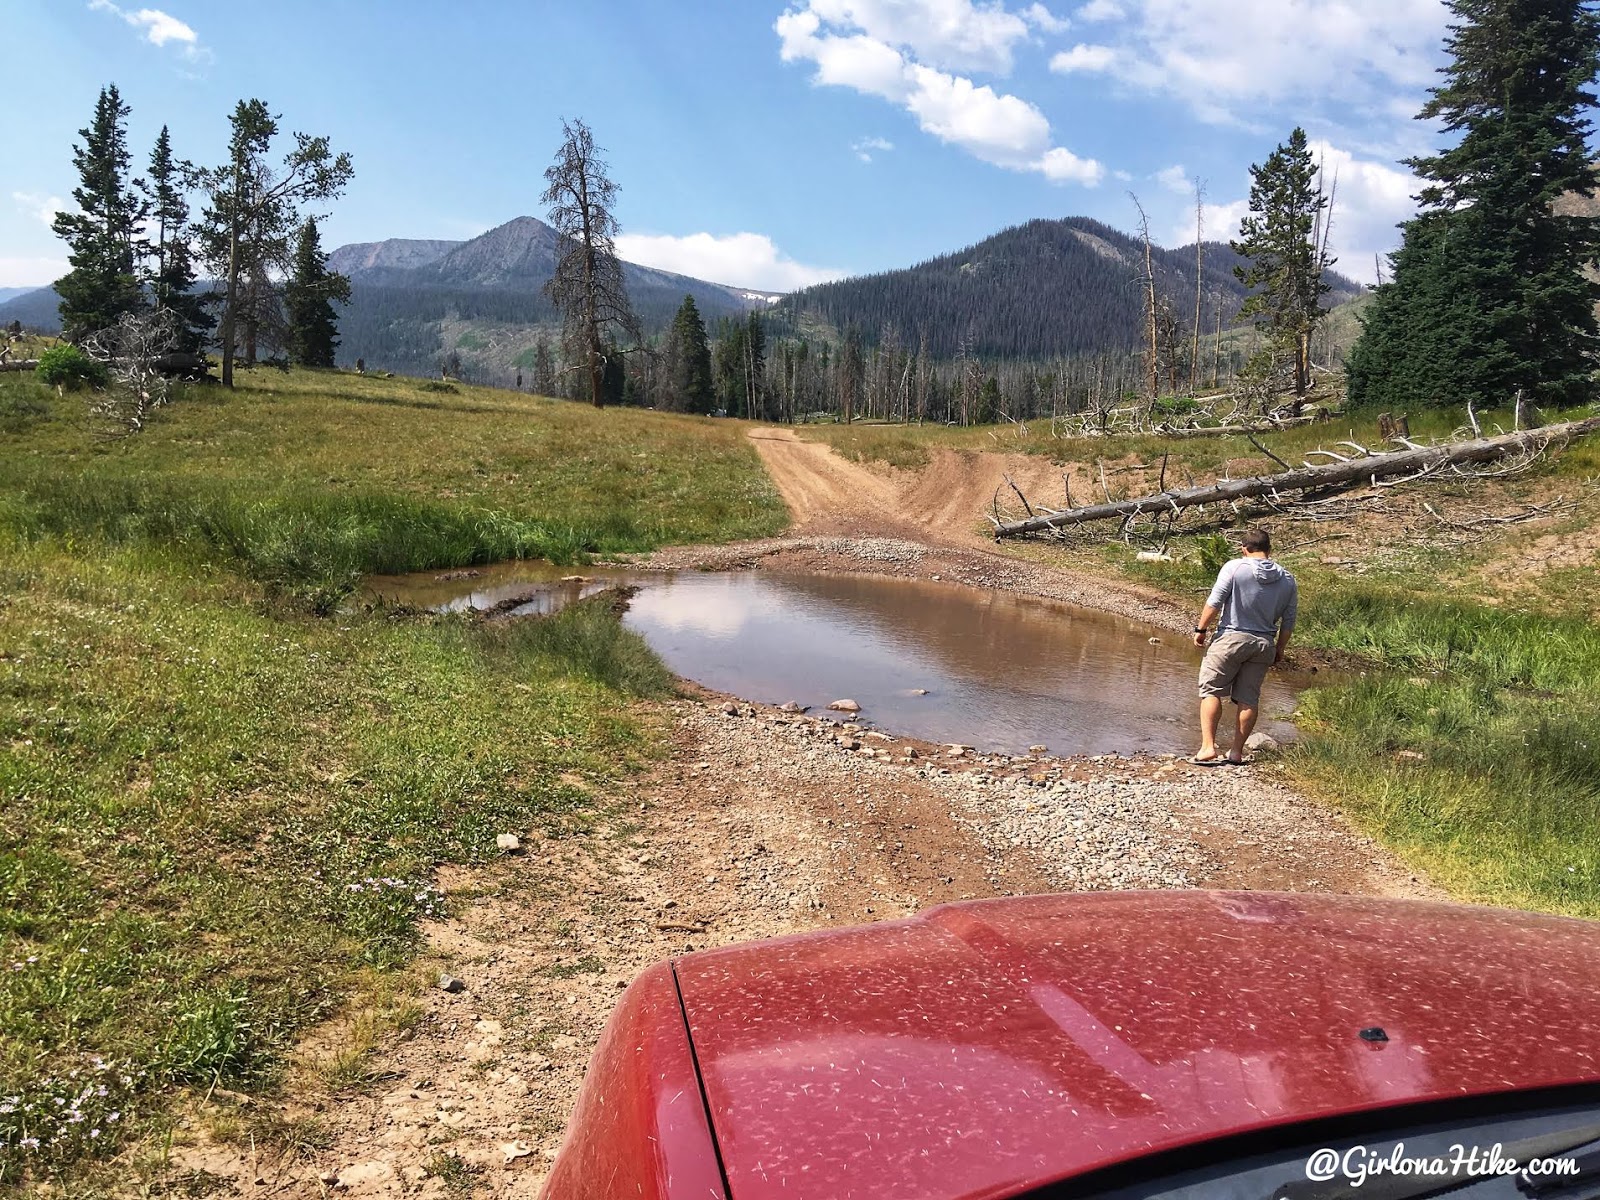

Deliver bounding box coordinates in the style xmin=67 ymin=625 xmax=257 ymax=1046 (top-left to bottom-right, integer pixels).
xmin=366 ymin=563 xmax=1308 ymax=756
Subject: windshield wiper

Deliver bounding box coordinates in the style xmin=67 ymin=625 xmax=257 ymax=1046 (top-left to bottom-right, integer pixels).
xmin=1516 ymin=1143 xmax=1600 ymax=1196
xmin=1265 ymin=1121 xmax=1600 ymax=1200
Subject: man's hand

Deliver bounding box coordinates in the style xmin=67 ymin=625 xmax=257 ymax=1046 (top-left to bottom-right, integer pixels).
xmin=1193 ymin=629 xmax=1208 ymax=648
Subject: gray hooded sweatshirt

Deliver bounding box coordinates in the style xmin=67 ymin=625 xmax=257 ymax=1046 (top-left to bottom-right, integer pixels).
xmin=1207 ymin=556 xmax=1298 ymax=638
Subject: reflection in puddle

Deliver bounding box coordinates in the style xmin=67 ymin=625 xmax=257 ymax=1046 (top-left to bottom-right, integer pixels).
xmin=366 ymin=563 xmax=1305 ymax=756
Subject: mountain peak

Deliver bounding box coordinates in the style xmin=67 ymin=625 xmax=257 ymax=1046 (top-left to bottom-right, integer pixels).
xmin=326 ymin=237 xmax=460 ymax=276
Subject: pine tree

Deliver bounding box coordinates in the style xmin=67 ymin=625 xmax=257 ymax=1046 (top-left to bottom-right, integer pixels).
xmin=713 ymin=317 xmax=746 ymax=415
xmin=1230 ymin=128 xmax=1333 ymax=400
xmin=532 ymin=335 xmax=556 ymax=395
xmin=196 ymin=99 xmax=353 ymax=387
xmin=284 ymin=217 xmax=351 ymax=368
xmin=53 ymin=84 xmax=147 ymax=342
xmin=1349 ymin=0 xmax=1600 ymax=411
xmin=670 ymin=296 xmax=713 ymax=414
xmin=141 ymin=125 xmax=213 ymax=354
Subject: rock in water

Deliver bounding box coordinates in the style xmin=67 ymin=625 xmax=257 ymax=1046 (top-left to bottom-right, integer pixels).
xmin=828 ymin=699 xmax=862 ymax=713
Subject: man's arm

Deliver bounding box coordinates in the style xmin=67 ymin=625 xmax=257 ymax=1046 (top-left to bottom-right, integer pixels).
xmin=1194 ymin=564 xmax=1233 ymax=647
xmin=1274 ymin=581 xmax=1299 ymax=665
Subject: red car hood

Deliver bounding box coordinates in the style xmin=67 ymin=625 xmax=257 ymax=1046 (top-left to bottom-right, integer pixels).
xmin=672 ymin=891 xmax=1600 ymax=1200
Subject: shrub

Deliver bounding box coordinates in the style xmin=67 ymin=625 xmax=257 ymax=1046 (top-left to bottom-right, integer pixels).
xmin=1196 ymin=532 xmax=1234 ymax=575
xmin=33 ymin=345 xmax=107 ymax=392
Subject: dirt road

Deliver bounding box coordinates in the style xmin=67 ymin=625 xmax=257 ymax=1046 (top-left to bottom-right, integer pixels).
xmin=164 ymin=428 xmax=1436 ymax=1198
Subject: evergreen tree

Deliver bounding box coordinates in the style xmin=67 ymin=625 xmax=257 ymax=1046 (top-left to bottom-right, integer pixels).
xmin=532 ymin=334 xmax=556 ymax=395
xmin=713 ymin=317 xmax=745 ymax=415
xmin=1231 ymin=128 xmax=1333 ymax=400
xmin=670 ymin=296 xmax=713 ymax=414
xmin=53 ymin=84 xmax=146 ymax=342
xmin=600 ymin=340 xmax=627 ymax=407
xmin=1350 ymin=0 xmax=1600 ymax=410
xmin=141 ymin=125 xmax=213 ymax=354
xmin=196 ymin=99 xmax=353 ymax=387
xmin=284 ymin=217 xmax=351 ymax=368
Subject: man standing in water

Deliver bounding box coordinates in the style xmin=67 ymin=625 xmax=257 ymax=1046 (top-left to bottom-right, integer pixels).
xmin=1190 ymin=528 xmax=1297 ymax=765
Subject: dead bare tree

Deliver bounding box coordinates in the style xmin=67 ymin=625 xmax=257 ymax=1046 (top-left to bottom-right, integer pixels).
xmin=1191 ymin=178 xmax=1205 ymax=395
xmin=83 ymin=308 xmax=182 ymax=435
xmin=1129 ymin=193 xmax=1160 ymax=405
xmin=542 ymin=118 xmax=639 ymax=408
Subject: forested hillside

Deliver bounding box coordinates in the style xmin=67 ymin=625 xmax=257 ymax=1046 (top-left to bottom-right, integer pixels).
xmin=777 ymin=217 xmax=1363 ymax=360
xmin=331 ymin=216 xmax=776 ymax=378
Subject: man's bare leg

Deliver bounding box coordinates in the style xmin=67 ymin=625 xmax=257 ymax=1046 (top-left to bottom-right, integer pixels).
xmin=1229 ymin=703 xmax=1259 ymax=762
xmin=1196 ymin=695 xmax=1224 ymax=760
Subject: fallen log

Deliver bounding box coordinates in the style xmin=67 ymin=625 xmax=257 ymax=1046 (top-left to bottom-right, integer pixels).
xmin=0 ymin=354 xmax=211 ymax=379
xmin=992 ymin=415 xmax=1600 ymax=538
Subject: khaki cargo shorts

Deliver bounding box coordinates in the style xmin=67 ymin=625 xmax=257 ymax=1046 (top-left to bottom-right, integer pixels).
xmin=1198 ymin=631 xmax=1276 ymax=708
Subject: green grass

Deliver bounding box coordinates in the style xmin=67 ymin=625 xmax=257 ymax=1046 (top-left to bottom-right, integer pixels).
xmin=1287 ymin=593 xmax=1600 ymax=915
xmin=0 ymin=366 xmax=785 ymax=610
xmin=0 ymin=366 xmax=780 ymax=1188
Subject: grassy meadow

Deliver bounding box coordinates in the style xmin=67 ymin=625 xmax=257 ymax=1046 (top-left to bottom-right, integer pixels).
xmin=0 ymin=366 xmax=784 ymax=1187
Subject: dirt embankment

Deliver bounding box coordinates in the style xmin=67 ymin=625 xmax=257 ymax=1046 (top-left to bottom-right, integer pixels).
xmin=663 ymin=427 xmax=1195 ymax=631
xmin=160 ymin=428 xmax=1435 ymax=1198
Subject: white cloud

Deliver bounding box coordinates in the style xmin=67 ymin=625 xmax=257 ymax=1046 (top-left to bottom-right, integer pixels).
xmin=1154 ymin=164 xmax=1190 ymax=194
xmin=1052 ymin=0 xmax=1448 ymax=123
xmin=1038 ymin=146 xmax=1103 ymax=185
xmin=87 ymin=0 xmax=209 ymax=61
xmin=777 ymin=10 xmax=910 ymax=96
xmin=778 ymin=3 xmax=1104 ymax=185
xmin=1022 ymin=3 xmax=1071 ymax=33
xmin=852 ymin=135 xmax=896 ymax=162
xmin=902 ymin=64 xmax=1051 ymax=158
xmin=13 ymin=192 xmax=66 ymax=227
xmin=1305 ymin=138 xmax=1419 ymax=282
xmin=1167 ymin=198 xmax=1248 ymax=248
xmin=614 ymin=231 xmax=847 ymax=292
xmin=0 ymin=257 xmax=68 ymax=288
xmin=1049 ymin=42 xmax=1116 ymax=72
xmin=802 ymin=0 xmax=1033 ymax=73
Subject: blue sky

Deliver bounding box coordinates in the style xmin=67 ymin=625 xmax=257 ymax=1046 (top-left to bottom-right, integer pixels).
xmin=3 ymin=0 xmax=1461 ymax=291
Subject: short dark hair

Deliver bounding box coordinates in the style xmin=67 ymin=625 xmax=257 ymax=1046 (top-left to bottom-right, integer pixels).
xmin=1241 ymin=527 xmax=1272 ymax=554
